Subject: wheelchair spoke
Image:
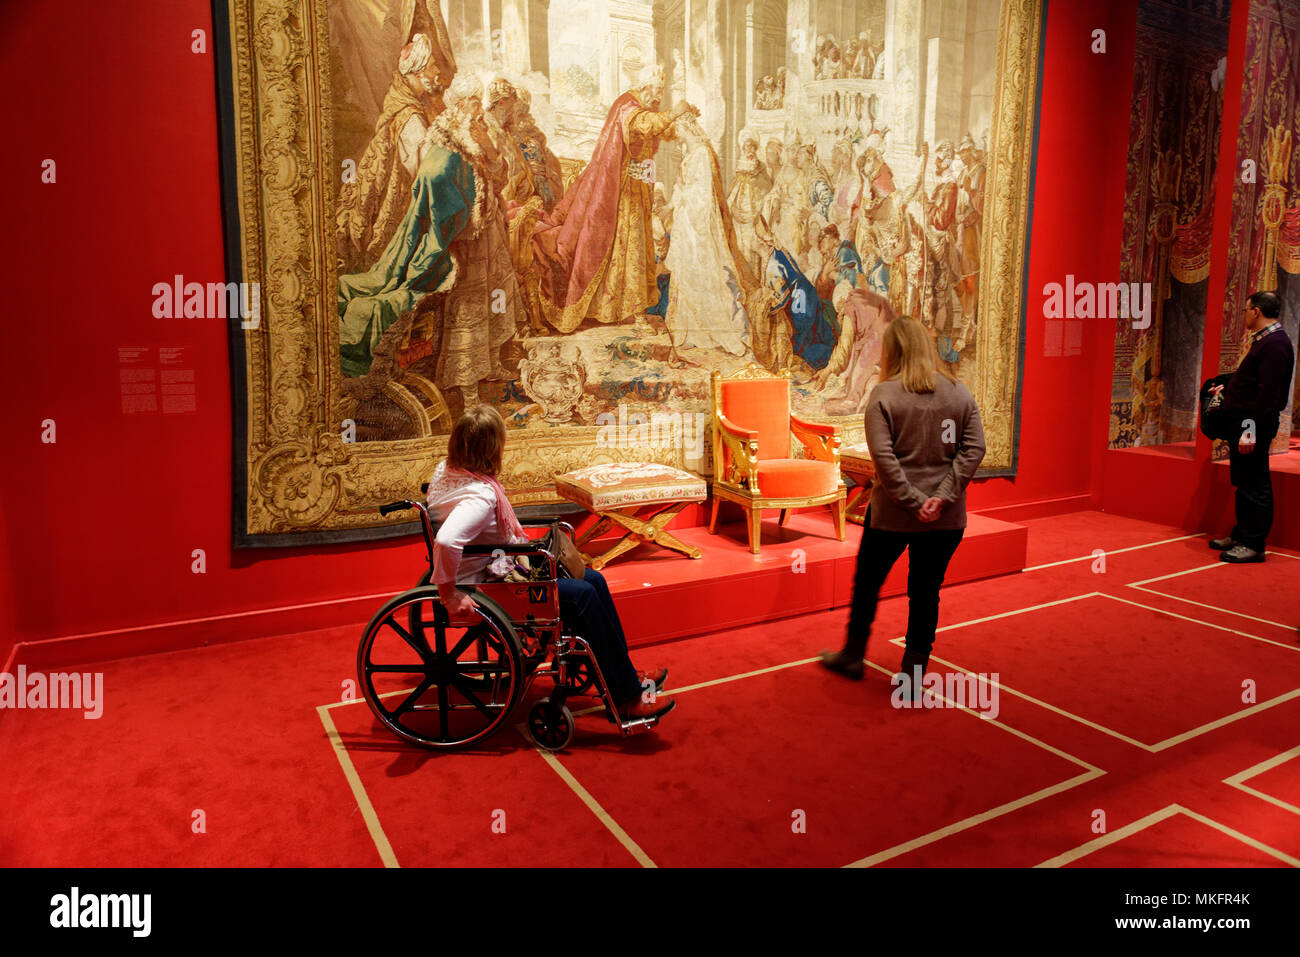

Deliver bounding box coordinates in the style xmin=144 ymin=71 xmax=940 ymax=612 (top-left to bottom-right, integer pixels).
xmin=449 ymin=674 xmax=502 ymax=720
xmin=382 ymin=617 xmax=430 ymax=661
xmin=447 ymin=623 xmax=486 ymax=661
xmin=392 ymin=676 xmax=435 ymax=717
xmin=437 ymin=684 xmax=450 ymax=740
xmin=367 ymin=663 xmax=434 ymax=674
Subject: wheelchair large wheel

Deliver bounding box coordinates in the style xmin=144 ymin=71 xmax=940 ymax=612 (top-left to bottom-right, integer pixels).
xmin=357 ymin=585 xmax=523 ymax=749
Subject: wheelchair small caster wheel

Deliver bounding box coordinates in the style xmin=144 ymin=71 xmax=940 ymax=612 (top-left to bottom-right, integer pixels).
xmin=528 ymin=697 xmax=575 ymax=752
xmin=561 ymin=658 xmax=595 ymax=695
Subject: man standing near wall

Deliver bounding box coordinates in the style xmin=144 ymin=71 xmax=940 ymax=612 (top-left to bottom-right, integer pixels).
xmin=1209 ymin=290 xmax=1295 ymax=563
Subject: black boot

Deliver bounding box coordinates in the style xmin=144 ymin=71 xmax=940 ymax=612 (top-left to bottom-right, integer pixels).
xmin=819 ymin=648 xmax=864 ymax=680
xmin=894 ymin=650 xmax=930 ymax=702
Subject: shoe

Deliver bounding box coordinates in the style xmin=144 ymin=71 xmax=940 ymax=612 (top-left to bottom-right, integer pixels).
xmin=818 ymin=649 xmax=864 ymax=680
xmin=894 ymin=651 xmax=930 ymax=703
xmin=893 ymin=663 xmax=927 ymax=702
xmin=1209 ymin=535 xmax=1237 ymax=550
xmin=608 ymin=695 xmax=676 ymax=723
xmin=1220 ymin=545 xmax=1264 ymax=563
xmin=894 ymin=670 xmax=925 ymax=696
xmin=637 ymin=667 xmax=668 ymax=693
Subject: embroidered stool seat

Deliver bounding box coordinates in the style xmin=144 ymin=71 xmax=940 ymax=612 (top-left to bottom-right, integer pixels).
xmin=553 ymin=462 xmax=708 ymax=569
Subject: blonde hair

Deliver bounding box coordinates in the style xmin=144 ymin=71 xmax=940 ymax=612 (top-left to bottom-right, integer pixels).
xmin=447 ymin=404 xmax=507 ymax=476
xmin=878 ymin=316 xmax=953 ymax=393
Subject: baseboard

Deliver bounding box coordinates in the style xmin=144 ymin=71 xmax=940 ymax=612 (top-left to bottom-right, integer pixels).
xmin=10 ymin=590 xmax=400 ymax=670
xmin=970 ymin=493 xmax=1093 ymax=523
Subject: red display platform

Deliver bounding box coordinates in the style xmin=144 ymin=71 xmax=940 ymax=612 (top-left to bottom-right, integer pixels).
xmin=8 ymin=507 xmax=1027 ymax=669
xmin=598 ymin=509 xmax=1029 ymax=647
xmin=1203 ymin=450 xmax=1300 ymax=550
xmin=1102 ymin=445 xmax=1300 ymax=551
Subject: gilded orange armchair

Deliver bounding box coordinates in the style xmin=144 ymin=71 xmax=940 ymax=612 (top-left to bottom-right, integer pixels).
xmin=708 ymin=366 xmax=846 ymax=554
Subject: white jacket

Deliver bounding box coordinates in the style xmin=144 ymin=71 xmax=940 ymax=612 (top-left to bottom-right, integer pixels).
xmin=424 ymin=461 xmax=523 ymax=584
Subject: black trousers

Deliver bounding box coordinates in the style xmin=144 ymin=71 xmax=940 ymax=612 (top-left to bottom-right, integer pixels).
xmin=1229 ymin=437 xmax=1276 ymax=552
xmin=843 ymin=512 xmax=965 ymax=667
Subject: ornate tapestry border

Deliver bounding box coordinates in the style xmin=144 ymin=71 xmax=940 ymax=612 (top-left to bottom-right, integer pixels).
xmin=214 ymin=0 xmax=1044 ymax=545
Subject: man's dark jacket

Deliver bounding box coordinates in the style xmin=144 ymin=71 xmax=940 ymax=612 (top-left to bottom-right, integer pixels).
xmin=1200 ymin=327 xmax=1295 ymax=442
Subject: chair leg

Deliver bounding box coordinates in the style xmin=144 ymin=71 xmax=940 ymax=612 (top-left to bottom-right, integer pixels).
xmin=747 ymin=507 xmax=763 ymax=554
xmin=831 ymin=497 xmax=846 ymax=541
xmin=778 ymin=508 xmax=790 ymax=527
xmin=708 ymin=495 xmax=721 ymax=533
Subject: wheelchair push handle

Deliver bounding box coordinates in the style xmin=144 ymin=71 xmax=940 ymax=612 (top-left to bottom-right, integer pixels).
xmin=378 ymin=498 xmax=439 ymax=567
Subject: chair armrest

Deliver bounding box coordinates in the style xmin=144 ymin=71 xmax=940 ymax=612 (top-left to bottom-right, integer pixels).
xmin=717 ymin=413 xmax=758 ymax=442
xmin=790 ymin=414 xmax=841 ymax=463
xmin=790 ymin=413 xmax=837 ymax=436
xmin=714 ymin=413 xmax=760 ymax=491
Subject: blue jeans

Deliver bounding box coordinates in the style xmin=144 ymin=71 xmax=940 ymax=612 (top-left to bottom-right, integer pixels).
xmin=557 ymin=569 xmax=642 ymax=704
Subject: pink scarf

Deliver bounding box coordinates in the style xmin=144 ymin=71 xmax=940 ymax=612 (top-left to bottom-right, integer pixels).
xmin=447 ymin=466 xmax=526 ymax=543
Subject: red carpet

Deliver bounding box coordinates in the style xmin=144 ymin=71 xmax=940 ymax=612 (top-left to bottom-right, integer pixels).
xmin=921 ymin=592 xmax=1299 ymax=747
xmin=1231 ymin=750 xmax=1300 ymax=814
xmin=1128 ymin=550 xmax=1300 ymax=631
xmin=1061 ymin=810 xmax=1291 ymax=868
xmin=1 ymin=510 xmax=1297 ymax=867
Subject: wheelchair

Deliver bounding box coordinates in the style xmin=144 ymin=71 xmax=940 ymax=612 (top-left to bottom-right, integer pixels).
xmin=357 ymin=491 xmax=668 ymax=752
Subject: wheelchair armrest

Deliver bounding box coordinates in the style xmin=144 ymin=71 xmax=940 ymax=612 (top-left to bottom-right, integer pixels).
xmin=515 ymin=519 xmax=576 ymax=540
xmin=463 ymin=543 xmax=551 ymax=556
xmin=462 ymin=542 xmax=561 ymax=581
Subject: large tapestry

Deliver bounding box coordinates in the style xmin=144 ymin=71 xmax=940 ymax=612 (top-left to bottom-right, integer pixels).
xmin=1220 ymin=0 xmax=1300 ymax=452
xmin=1110 ymin=0 xmax=1230 ymax=450
xmin=215 ymin=0 xmax=1043 ymax=543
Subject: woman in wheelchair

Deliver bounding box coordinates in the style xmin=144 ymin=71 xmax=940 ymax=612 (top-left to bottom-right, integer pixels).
xmin=427 ymin=405 xmax=676 ymax=723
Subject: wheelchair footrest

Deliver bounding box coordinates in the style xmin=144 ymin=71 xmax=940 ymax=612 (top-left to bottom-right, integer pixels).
xmin=616 ymin=715 xmax=662 ymax=736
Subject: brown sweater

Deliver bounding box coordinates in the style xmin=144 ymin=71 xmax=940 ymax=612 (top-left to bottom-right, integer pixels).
xmin=864 ymin=376 xmax=986 ymax=531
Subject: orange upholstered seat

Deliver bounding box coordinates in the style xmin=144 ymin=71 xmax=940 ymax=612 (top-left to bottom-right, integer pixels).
xmin=755 ymin=459 xmax=840 ymax=498
xmin=709 ymin=366 xmax=847 ymax=554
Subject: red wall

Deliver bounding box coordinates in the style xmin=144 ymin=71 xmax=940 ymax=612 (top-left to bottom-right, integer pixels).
xmin=0 ymin=0 xmax=1138 ymax=663
xmin=970 ymin=0 xmax=1136 ymax=516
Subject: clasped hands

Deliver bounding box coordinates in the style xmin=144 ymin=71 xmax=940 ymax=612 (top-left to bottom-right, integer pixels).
xmin=917 ymin=496 xmax=944 ymax=523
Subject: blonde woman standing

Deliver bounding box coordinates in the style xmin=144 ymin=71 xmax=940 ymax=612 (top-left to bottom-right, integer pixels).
xmin=819 ymin=317 xmax=986 ymax=692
